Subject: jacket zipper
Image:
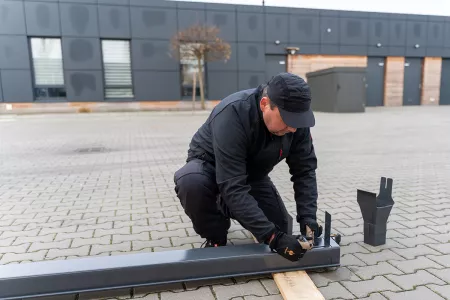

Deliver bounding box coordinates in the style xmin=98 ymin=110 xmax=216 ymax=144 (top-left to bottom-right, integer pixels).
xmin=278 ymin=139 xmax=283 ymax=161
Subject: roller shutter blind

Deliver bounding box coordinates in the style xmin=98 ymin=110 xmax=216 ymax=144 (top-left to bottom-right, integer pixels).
xmin=101 ymin=40 xmax=133 ymax=98
xmin=30 ymin=38 xmax=64 ymax=86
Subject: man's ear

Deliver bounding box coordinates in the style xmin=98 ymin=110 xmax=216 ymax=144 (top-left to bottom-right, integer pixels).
xmin=260 ymin=97 xmax=269 ymax=111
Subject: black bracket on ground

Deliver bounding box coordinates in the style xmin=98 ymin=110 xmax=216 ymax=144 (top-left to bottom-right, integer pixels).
xmin=357 ymin=177 xmax=395 ymax=246
xmin=0 ymin=211 xmax=340 ymax=300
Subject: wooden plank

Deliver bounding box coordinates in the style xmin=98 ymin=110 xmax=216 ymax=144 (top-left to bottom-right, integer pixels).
xmin=251 ymin=234 xmax=325 ymax=300
xmin=288 ymin=54 xmax=367 ymax=80
xmin=273 ymin=271 xmax=325 ymax=300
xmin=421 ymin=57 xmax=442 ymax=105
xmin=384 ymin=57 xmax=405 ymax=106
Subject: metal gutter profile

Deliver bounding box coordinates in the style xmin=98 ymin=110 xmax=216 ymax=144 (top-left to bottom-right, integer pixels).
xmin=0 ymin=212 xmax=340 ymax=299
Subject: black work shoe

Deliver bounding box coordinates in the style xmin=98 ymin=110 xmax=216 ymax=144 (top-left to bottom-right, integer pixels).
xmin=201 ymin=238 xmax=227 ymax=248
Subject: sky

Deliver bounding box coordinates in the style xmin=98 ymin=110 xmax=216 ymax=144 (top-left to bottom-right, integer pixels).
xmin=171 ymin=0 xmax=450 ymax=17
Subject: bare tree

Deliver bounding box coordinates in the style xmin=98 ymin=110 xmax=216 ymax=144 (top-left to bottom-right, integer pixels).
xmin=170 ymin=23 xmax=231 ymax=109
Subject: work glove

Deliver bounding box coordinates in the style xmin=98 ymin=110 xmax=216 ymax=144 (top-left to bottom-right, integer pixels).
xmin=268 ymin=230 xmax=313 ymax=262
xmin=299 ymin=218 xmax=323 ymax=240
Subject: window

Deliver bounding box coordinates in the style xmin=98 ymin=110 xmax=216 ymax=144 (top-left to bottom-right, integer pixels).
xmin=30 ymin=38 xmax=66 ymax=100
xmin=101 ymin=40 xmax=133 ymax=98
xmin=179 ymin=43 xmax=207 ymax=98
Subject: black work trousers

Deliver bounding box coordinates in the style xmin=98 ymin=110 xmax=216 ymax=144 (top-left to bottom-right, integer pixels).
xmin=173 ymin=158 xmax=292 ymax=242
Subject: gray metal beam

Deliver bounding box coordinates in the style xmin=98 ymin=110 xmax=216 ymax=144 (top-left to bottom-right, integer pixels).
xmin=0 ymin=238 xmax=340 ymax=299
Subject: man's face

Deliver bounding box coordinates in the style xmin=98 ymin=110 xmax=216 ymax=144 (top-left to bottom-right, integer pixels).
xmin=260 ymin=97 xmax=297 ymax=136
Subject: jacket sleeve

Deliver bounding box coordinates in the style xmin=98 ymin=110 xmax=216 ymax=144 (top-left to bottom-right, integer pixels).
xmin=210 ymin=106 xmax=276 ymax=243
xmin=285 ymin=128 xmax=318 ymax=223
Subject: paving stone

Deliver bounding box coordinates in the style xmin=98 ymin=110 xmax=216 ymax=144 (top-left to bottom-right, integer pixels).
xmin=71 ymin=236 xmax=111 ymax=248
xmin=395 ymin=226 xmax=440 ymax=238
xmin=259 ymin=278 xmax=280 ymax=295
xmin=319 ymin=282 xmax=355 ymax=300
xmin=132 ymin=238 xmax=172 ymax=251
xmin=359 ymin=239 xmax=407 ymax=253
xmin=385 ymin=269 xmax=446 ymax=290
xmin=151 ymin=229 xmax=186 ymax=240
xmin=391 ymin=244 xmax=442 ymax=259
xmin=382 ymin=286 xmax=445 ymax=300
xmin=426 ymin=254 xmax=450 ymax=267
xmin=340 ymin=254 xmax=367 ymax=267
xmin=308 ymin=267 xmax=361 ymax=287
xmin=388 ymin=256 xmax=445 ymax=273
xmin=244 ymin=295 xmax=283 ymax=300
xmin=427 ymin=268 xmax=450 ymax=282
xmin=354 ymin=249 xmax=404 ymax=265
xmin=426 ymin=232 xmax=450 ymax=243
xmin=78 ymin=287 xmax=132 ymax=300
xmin=91 ymin=241 xmax=131 ymax=255
xmin=160 ymin=286 xmax=215 ymax=300
xmin=393 ymin=235 xmax=438 ymax=248
xmin=29 ymin=239 xmax=71 ymax=252
xmin=340 ymin=243 xmax=371 ymax=256
xmin=0 ymin=249 xmax=47 ymax=264
xmin=349 ymin=262 xmax=404 ymax=280
xmin=341 ymin=276 xmax=402 ymax=298
xmin=213 ymin=280 xmax=268 ymax=300
xmin=354 ymin=293 xmax=388 ymax=300
xmin=46 ymin=245 xmax=91 ymax=259
xmin=428 ymin=243 xmax=450 ymax=254
xmin=426 ymin=284 xmax=450 ymax=299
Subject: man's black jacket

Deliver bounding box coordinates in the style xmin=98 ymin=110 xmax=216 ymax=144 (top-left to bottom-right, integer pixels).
xmin=186 ymin=84 xmax=318 ymax=243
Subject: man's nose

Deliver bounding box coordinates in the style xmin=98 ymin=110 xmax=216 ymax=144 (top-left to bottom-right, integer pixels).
xmin=288 ymin=127 xmax=297 ymax=133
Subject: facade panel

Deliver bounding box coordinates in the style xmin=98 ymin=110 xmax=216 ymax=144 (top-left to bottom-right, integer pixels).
xmin=206 ymin=10 xmax=237 ymax=42
xmin=0 ymin=36 xmax=31 ymax=70
xmin=237 ymin=43 xmax=265 ymax=72
xmin=0 ymin=1 xmax=26 ymax=35
xmin=62 ymin=38 xmax=102 ymax=70
xmin=265 ymin=14 xmax=289 ymax=45
xmin=289 ymin=13 xmax=320 ymax=44
xmin=237 ymin=12 xmax=264 ymax=42
xmin=1 ymin=70 xmax=33 ymax=102
xmin=0 ymin=72 xmax=3 ymax=102
xmin=389 ymin=20 xmax=407 ymax=47
xmin=24 ymin=1 xmax=61 ymax=36
xmin=207 ymin=71 xmax=238 ymax=100
xmin=178 ymin=9 xmax=206 ymax=29
xmin=368 ymin=19 xmax=389 ymax=49
xmin=60 ymin=3 xmax=99 ymax=37
xmin=340 ymin=18 xmax=368 ymax=45
xmin=65 ymin=70 xmax=104 ymax=101
xmin=130 ymin=6 xmax=177 ymax=39
xmin=427 ymin=21 xmax=445 ymax=48
xmin=134 ymin=71 xmax=181 ymax=100
xmin=238 ymin=72 xmax=265 ymax=90
xmin=98 ymin=5 xmax=131 ymax=38
xmin=207 ymin=42 xmax=238 ymax=71
xmin=131 ymin=39 xmax=179 ymax=71
xmin=320 ymin=17 xmax=339 ymax=44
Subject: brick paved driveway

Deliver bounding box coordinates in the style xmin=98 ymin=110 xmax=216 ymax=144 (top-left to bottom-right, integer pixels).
xmin=1 ymin=106 xmax=450 ymax=300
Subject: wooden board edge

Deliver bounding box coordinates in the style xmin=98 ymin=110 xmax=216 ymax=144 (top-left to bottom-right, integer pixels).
xmin=251 ymin=235 xmax=325 ymax=300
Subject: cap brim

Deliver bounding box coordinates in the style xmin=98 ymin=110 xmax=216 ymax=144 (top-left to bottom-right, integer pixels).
xmin=278 ymin=107 xmax=315 ymax=128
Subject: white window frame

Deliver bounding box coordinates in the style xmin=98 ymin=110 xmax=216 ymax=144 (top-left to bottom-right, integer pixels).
xmin=101 ymin=39 xmax=134 ymax=99
xmin=29 ymin=37 xmax=66 ymax=100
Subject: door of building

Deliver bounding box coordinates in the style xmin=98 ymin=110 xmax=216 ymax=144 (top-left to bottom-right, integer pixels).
xmin=403 ymin=57 xmax=423 ymax=106
xmin=265 ymin=55 xmax=287 ymax=82
xmin=366 ymin=56 xmax=386 ymax=106
xmin=440 ymin=58 xmax=450 ymax=105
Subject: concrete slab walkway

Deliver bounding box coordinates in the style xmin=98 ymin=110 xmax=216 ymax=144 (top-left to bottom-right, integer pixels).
xmin=1 ymin=106 xmax=449 ymax=299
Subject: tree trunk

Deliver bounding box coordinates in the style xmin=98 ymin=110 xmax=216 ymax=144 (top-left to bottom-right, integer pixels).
xmin=192 ymin=70 xmax=197 ymax=111
xmin=197 ymin=57 xmax=205 ymax=110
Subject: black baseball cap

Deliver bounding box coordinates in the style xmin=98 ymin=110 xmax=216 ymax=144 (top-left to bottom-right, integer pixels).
xmin=267 ymin=72 xmax=315 ymax=128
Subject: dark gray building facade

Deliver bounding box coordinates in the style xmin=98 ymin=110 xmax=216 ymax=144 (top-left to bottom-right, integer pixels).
xmin=0 ymin=0 xmax=450 ymax=105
